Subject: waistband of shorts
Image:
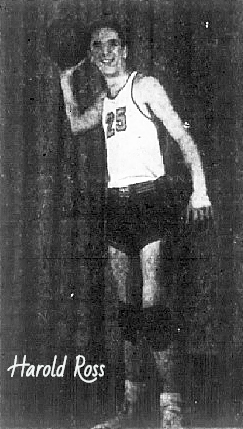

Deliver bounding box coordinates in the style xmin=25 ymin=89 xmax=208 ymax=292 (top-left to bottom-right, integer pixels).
xmin=108 ymin=176 xmax=168 ymax=198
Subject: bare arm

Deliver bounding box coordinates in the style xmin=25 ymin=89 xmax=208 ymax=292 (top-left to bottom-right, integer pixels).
xmin=60 ymin=68 xmax=105 ymax=134
xmin=134 ymin=76 xmax=211 ymax=208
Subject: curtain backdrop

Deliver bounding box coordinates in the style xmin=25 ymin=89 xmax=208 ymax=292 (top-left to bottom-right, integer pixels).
xmin=1 ymin=0 xmax=242 ymax=427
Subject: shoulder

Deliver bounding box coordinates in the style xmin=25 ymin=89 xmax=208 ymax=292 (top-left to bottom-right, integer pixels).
xmin=133 ymin=73 xmax=167 ymax=101
xmin=133 ymin=73 xmax=162 ymax=89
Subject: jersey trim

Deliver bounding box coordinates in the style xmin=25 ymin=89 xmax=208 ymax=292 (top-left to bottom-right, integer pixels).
xmin=106 ymin=71 xmax=135 ymax=100
xmin=131 ymin=73 xmax=153 ymax=122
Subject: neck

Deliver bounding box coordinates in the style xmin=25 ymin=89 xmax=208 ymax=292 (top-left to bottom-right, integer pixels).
xmin=105 ymin=71 xmax=130 ymax=97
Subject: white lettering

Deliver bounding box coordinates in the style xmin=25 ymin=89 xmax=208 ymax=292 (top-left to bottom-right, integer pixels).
xmin=26 ymin=365 xmax=36 ymax=377
xmin=56 ymin=355 xmax=67 ymax=377
xmin=99 ymin=364 xmax=105 ymax=378
xmin=43 ymin=365 xmax=51 ymax=377
xmin=7 ymin=355 xmax=30 ymax=377
xmin=35 ymin=365 xmax=44 ymax=377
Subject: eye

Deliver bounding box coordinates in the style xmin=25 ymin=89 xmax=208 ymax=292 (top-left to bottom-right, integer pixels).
xmin=92 ymin=40 xmax=101 ymax=49
xmin=109 ymin=39 xmax=120 ymax=47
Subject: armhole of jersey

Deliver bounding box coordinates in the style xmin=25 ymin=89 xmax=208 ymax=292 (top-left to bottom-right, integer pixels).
xmin=131 ymin=74 xmax=153 ymax=122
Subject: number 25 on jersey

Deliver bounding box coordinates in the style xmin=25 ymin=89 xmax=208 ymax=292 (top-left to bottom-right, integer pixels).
xmin=105 ymin=107 xmax=127 ymax=138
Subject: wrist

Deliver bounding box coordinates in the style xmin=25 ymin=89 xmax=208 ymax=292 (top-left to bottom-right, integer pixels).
xmin=191 ymin=169 xmax=207 ymax=195
xmin=191 ymin=192 xmax=211 ymax=209
xmin=60 ymin=73 xmax=75 ymax=105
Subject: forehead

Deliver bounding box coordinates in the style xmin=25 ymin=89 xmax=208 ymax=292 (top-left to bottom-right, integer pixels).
xmin=91 ymin=27 xmax=120 ymax=44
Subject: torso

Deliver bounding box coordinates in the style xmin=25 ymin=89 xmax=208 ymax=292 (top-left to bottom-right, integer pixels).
xmin=102 ymin=71 xmax=165 ymax=188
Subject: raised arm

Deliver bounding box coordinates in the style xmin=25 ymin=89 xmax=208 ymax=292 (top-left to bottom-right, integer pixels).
xmin=134 ymin=76 xmax=211 ymax=209
xmin=60 ymin=67 xmax=105 ymax=134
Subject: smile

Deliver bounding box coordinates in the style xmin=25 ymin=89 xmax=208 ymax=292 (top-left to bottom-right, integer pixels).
xmin=101 ymin=59 xmax=114 ymax=65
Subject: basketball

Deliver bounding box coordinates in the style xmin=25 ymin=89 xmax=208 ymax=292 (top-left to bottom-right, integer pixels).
xmin=46 ymin=16 xmax=89 ymax=70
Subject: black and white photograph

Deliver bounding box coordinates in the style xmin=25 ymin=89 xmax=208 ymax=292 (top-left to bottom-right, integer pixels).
xmin=1 ymin=0 xmax=243 ymax=428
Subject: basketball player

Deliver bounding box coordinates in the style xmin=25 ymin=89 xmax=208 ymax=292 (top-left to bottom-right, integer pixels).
xmin=60 ymin=19 xmax=212 ymax=429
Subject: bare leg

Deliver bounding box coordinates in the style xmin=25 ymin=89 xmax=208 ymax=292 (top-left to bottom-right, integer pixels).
xmin=141 ymin=240 xmax=172 ymax=389
xmin=105 ymin=246 xmax=145 ymax=424
xmin=141 ymin=240 xmax=162 ymax=308
xmin=108 ymin=245 xmax=130 ymax=303
xmin=140 ymin=240 xmax=182 ymax=429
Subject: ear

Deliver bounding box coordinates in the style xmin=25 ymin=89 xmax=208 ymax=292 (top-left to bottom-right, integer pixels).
xmin=88 ymin=50 xmax=94 ymax=63
xmin=123 ymin=45 xmax=128 ymax=59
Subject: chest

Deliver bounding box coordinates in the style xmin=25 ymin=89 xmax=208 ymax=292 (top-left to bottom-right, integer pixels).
xmin=102 ymin=88 xmax=151 ymax=141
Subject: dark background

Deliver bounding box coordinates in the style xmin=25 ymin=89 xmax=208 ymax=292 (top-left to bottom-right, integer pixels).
xmin=1 ymin=0 xmax=243 ymax=427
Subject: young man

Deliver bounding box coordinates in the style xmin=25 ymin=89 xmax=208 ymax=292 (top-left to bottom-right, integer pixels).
xmin=60 ymin=19 xmax=212 ymax=429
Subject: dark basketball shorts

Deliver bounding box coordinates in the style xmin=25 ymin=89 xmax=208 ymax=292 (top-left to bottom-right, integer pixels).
xmin=106 ymin=175 xmax=192 ymax=254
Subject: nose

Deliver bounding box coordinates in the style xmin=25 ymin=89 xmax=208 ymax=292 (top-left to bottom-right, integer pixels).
xmin=101 ymin=43 xmax=111 ymax=57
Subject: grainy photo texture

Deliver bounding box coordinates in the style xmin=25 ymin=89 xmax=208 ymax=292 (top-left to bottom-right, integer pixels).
xmin=1 ymin=1 xmax=243 ymax=428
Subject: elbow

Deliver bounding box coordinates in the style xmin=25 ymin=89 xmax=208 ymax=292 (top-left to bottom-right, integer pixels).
xmin=71 ymin=126 xmax=79 ymax=135
xmin=70 ymin=119 xmax=81 ymax=135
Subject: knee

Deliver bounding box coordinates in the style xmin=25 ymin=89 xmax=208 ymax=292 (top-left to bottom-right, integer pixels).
xmin=143 ymin=293 xmax=157 ymax=308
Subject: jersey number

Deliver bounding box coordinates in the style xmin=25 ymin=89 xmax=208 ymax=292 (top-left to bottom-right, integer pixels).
xmin=105 ymin=107 xmax=127 ymax=138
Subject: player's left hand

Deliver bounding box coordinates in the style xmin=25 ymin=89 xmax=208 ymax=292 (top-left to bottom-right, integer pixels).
xmin=186 ymin=193 xmax=213 ymax=223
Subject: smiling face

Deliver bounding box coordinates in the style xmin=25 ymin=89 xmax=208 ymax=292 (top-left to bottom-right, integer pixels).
xmin=90 ymin=27 xmax=127 ymax=77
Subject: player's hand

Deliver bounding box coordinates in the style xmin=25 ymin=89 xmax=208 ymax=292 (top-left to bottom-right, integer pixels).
xmin=59 ymin=58 xmax=86 ymax=80
xmin=186 ymin=192 xmax=213 ymax=223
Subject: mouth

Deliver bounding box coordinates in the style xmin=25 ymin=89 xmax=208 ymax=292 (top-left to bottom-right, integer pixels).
xmin=100 ymin=58 xmax=115 ymax=66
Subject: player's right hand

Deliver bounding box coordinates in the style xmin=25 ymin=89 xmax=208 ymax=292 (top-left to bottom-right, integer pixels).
xmin=59 ymin=58 xmax=86 ymax=80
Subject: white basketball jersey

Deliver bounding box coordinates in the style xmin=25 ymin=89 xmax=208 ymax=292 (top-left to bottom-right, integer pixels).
xmin=102 ymin=71 xmax=165 ymax=188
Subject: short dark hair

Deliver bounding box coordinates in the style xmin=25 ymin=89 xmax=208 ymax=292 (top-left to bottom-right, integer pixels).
xmin=88 ymin=17 xmax=130 ymax=48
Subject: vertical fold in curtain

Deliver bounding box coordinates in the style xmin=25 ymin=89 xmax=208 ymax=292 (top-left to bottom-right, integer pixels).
xmin=1 ymin=0 xmax=239 ymax=426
